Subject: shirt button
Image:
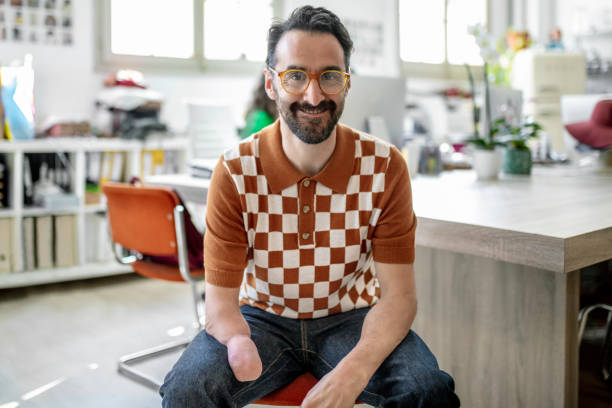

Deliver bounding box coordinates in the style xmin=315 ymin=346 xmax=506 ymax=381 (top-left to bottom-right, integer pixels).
xmin=303 ymin=205 xmax=310 ymax=213
xmin=302 ymin=232 xmax=310 ymax=240
xmin=303 ymin=180 xmax=311 ymax=187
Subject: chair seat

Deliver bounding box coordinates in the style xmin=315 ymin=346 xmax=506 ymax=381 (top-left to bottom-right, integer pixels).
xmin=254 ymin=373 xmax=318 ymax=405
xmin=132 ymin=260 xmax=204 ymax=282
xmin=254 ymin=372 xmax=363 ymax=405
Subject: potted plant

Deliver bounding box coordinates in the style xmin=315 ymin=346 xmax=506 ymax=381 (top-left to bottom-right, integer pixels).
xmin=465 ymin=59 xmax=505 ymax=180
xmin=465 ymin=113 xmax=506 ymax=180
xmin=465 ymin=24 xmax=533 ymax=180
xmin=499 ymin=120 xmax=542 ymax=175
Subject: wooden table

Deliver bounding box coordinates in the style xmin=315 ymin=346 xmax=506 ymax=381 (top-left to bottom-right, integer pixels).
xmin=410 ymin=167 xmax=612 ymax=408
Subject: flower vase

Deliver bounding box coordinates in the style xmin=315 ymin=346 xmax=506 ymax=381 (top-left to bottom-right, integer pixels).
xmin=473 ymin=149 xmax=502 ymax=180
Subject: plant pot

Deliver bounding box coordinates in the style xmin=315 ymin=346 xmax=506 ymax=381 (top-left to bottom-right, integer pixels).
xmin=503 ymin=147 xmax=532 ymax=175
xmin=472 ymin=149 xmax=502 ymax=180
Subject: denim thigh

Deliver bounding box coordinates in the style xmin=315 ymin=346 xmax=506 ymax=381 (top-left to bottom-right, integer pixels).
xmin=160 ymin=305 xmax=306 ymax=408
xmin=306 ymin=307 xmax=460 ymax=408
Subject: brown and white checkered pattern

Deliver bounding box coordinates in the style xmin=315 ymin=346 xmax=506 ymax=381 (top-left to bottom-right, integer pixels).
xmin=222 ymin=133 xmax=391 ymax=319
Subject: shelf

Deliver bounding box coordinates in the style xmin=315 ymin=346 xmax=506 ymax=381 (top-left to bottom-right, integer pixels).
xmin=0 ymin=137 xmax=187 ymax=153
xmin=84 ymin=203 xmax=107 ymax=213
xmin=0 ymin=262 xmax=134 ymax=289
xmin=21 ymin=206 xmax=80 ymax=217
xmin=0 ymin=208 xmax=16 ymax=217
xmin=575 ymin=31 xmax=612 ymax=39
xmin=143 ymin=137 xmax=190 ymax=151
xmin=0 ymin=136 xmax=189 ymax=288
xmin=0 ymin=137 xmax=142 ymax=153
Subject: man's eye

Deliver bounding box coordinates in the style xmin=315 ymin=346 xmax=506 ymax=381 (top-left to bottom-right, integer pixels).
xmin=321 ymin=71 xmax=341 ymax=81
xmin=287 ymin=71 xmax=307 ymax=81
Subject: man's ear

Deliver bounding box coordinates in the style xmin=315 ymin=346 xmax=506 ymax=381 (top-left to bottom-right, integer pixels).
xmin=345 ymin=68 xmax=352 ymax=94
xmin=264 ymin=68 xmax=276 ymax=100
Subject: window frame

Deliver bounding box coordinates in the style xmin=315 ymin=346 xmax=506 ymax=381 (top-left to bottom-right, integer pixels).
xmin=94 ymin=0 xmax=282 ymax=74
xmin=399 ymin=0 xmax=490 ymax=80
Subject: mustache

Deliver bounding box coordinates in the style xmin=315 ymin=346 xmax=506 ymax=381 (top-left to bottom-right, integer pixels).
xmin=290 ymin=101 xmax=337 ymax=115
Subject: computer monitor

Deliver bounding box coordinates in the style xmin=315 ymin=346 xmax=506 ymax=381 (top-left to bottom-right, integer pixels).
xmin=340 ymin=75 xmax=406 ymax=147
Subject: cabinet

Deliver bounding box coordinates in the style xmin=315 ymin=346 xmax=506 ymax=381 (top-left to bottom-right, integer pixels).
xmin=0 ymin=136 xmax=189 ymax=288
xmin=512 ymin=51 xmax=587 ymax=153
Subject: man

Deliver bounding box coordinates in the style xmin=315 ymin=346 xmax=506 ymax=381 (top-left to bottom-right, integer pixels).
xmin=161 ymin=6 xmax=459 ymax=408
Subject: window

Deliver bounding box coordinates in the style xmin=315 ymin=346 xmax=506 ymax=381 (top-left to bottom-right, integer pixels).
xmin=96 ymin=0 xmax=278 ymax=71
xmin=399 ymin=0 xmax=488 ymax=76
xmin=204 ymin=0 xmax=273 ymax=61
xmin=110 ymin=0 xmax=194 ymax=59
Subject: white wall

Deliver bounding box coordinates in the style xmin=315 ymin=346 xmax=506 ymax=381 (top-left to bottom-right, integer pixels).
xmin=557 ymin=0 xmax=612 ymax=59
xmin=1 ymin=1 xmax=99 ymax=126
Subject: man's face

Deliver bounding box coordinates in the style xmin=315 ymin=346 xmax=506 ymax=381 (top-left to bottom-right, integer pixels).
xmin=265 ymin=30 xmax=350 ymax=145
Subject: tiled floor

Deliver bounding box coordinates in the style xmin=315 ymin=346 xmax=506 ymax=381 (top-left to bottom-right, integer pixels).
xmin=1 ymin=274 xmax=610 ymax=407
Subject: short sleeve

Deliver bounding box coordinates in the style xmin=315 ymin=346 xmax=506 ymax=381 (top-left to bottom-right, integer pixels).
xmin=371 ymin=146 xmax=417 ymax=264
xmin=204 ymin=158 xmax=249 ymax=287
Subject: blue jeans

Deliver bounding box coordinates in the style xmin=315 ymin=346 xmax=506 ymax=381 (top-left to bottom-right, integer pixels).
xmin=160 ymin=305 xmax=459 ymax=407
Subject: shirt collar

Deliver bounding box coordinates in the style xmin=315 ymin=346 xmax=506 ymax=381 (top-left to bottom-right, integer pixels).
xmin=259 ymin=120 xmax=356 ymax=194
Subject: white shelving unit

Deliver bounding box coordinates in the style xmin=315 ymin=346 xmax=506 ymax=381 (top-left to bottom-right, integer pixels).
xmin=0 ymin=136 xmax=190 ymax=289
xmin=512 ymin=51 xmax=587 ymax=153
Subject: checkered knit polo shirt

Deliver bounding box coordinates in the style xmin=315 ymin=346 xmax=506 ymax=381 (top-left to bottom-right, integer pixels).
xmin=204 ymin=121 xmax=417 ymax=319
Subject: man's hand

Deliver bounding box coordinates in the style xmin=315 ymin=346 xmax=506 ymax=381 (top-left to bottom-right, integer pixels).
xmin=300 ymin=363 xmax=367 ymax=408
xmin=226 ymin=335 xmax=262 ymax=382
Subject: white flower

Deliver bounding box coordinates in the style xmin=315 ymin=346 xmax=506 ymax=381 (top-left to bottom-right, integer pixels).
xmin=468 ymin=24 xmax=498 ymax=63
xmin=467 ymin=23 xmax=486 ymax=38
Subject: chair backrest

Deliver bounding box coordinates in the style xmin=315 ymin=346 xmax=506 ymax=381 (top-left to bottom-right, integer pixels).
xmin=560 ymin=93 xmax=612 ymax=158
xmin=103 ymin=182 xmax=182 ymax=256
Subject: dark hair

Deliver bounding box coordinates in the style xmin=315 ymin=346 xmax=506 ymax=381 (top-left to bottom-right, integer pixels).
xmin=266 ymin=6 xmax=353 ymax=71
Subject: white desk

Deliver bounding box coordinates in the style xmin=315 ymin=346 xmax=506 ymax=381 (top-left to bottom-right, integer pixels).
xmin=144 ymin=167 xmax=612 ymax=408
xmin=145 ymin=174 xmax=210 ymax=205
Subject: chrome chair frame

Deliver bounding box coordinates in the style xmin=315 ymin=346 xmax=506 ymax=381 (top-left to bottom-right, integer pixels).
xmin=578 ymin=303 xmax=612 ymax=382
xmin=111 ymin=205 xmax=205 ymax=391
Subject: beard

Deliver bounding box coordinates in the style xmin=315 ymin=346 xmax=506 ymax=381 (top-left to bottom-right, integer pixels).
xmin=276 ymin=94 xmax=345 ymax=145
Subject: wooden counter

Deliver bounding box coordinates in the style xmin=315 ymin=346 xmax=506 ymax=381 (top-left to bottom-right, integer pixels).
xmin=409 ymin=167 xmax=612 ymax=408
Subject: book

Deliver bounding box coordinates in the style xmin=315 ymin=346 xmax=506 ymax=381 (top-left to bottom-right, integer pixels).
xmin=0 ymin=218 xmax=12 ymax=273
xmin=23 ymin=217 xmax=35 ymax=271
xmin=54 ymin=215 xmax=77 ymax=267
xmin=110 ymin=152 xmax=124 ymax=182
xmin=141 ymin=149 xmax=165 ymax=177
xmin=86 ymin=151 xmax=102 ymax=186
xmin=188 ymin=158 xmax=218 ymax=179
xmin=35 ymin=215 xmax=54 ymax=269
xmin=100 ymin=151 xmax=113 ymax=184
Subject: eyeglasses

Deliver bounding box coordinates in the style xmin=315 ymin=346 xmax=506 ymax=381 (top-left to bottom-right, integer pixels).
xmin=268 ymin=67 xmax=350 ymax=95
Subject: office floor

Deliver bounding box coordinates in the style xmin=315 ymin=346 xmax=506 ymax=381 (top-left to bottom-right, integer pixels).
xmin=1 ymin=274 xmax=611 ymax=408
xmin=0 ymin=275 xmax=371 ymax=408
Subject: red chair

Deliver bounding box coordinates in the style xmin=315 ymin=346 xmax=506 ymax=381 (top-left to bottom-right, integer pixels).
xmin=253 ymin=372 xmax=321 ymax=405
xmin=253 ymin=373 xmax=362 ymax=405
xmin=103 ymin=182 xmax=205 ymax=390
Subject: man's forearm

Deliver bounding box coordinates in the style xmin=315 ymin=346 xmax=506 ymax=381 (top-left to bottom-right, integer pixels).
xmin=204 ymin=282 xmax=262 ymax=382
xmin=204 ymin=283 xmax=250 ymax=345
xmin=336 ymin=294 xmax=417 ymax=386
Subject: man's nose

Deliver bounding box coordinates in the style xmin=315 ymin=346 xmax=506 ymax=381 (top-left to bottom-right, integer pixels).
xmin=302 ymin=78 xmax=325 ymax=106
